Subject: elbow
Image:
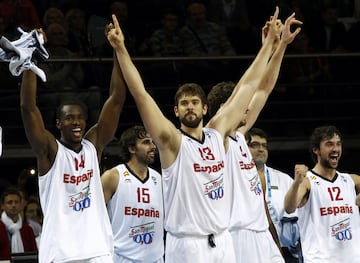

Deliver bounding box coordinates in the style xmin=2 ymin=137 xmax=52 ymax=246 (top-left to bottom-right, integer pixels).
xmin=284 ymin=198 xmax=297 ymax=214
xmin=284 ymin=206 xmax=296 ymax=214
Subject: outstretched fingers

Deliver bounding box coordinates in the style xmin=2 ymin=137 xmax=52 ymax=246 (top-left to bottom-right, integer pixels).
xmin=282 ymin=13 xmax=303 ymax=44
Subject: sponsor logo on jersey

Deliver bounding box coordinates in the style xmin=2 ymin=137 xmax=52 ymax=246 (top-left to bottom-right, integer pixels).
xmin=330 ymin=218 xmax=353 ymax=241
xmin=204 ymin=174 xmax=225 ymax=200
xmin=129 ymin=222 xmax=156 ymax=245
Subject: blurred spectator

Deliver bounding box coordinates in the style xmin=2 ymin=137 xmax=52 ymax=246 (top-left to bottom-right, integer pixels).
xmin=0 ymin=0 xmax=41 ymax=40
xmin=0 ymin=186 xmax=37 ymax=260
xmin=64 ymin=8 xmax=99 ymax=98
xmin=306 ymin=1 xmax=350 ymax=83
xmin=207 ymin=0 xmax=261 ymax=54
xmin=95 ymin=0 xmax=138 ymax=57
xmin=179 ymin=0 xmax=236 ymax=56
xmin=39 ymin=22 xmax=102 ymax=128
xmin=278 ymin=31 xmax=332 ymax=99
xmin=178 ymin=0 xmax=237 ymax=83
xmin=140 ymin=7 xmax=185 ymax=86
xmin=23 ymin=197 xmax=42 ymax=247
xmin=148 ymin=7 xmax=183 ymax=56
xmin=65 ymin=8 xmax=92 ymax=57
xmin=308 ymin=1 xmax=348 ymax=53
xmin=42 ymin=7 xmax=65 ymax=29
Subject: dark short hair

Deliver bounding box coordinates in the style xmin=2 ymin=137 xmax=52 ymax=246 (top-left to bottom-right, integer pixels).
xmin=56 ymin=98 xmax=88 ymax=119
xmin=206 ymin=81 xmax=235 ymax=118
xmin=174 ymin=83 xmax=207 ymax=106
xmin=245 ymin=127 xmax=268 ymax=144
xmin=309 ymin=125 xmax=342 ymax=164
xmin=118 ymin=125 xmax=149 ymax=163
xmin=0 ymin=186 xmax=21 ymax=204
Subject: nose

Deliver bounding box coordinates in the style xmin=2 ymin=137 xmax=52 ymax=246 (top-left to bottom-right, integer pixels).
xmin=151 ymin=141 xmax=157 ymax=149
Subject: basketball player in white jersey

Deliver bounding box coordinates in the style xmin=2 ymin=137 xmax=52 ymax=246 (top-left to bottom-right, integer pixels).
xmin=285 ymin=126 xmax=360 ymax=262
xmin=20 ymin=36 xmax=127 ymax=261
xmin=207 ymin=11 xmax=302 ymax=263
xmin=101 ymin=125 xmax=164 ymax=263
xmin=105 ymin=8 xmax=288 ymax=262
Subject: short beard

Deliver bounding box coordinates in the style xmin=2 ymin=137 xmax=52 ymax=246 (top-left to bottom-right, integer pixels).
xmin=180 ymin=115 xmax=202 ymax=128
xmin=320 ymin=158 xmax=337 ymax=169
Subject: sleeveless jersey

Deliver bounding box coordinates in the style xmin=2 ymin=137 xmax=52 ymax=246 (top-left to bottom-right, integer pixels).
xmin=227 ymin=131 xmax=268 ymax=231
xmin=107 ymin=164 xmax=164 ymax=262
xmin=38 ymin=139 xmax=113 ymax=263
xmin=298 ymin=170 xmax=360 ymax=262
xmin=162 ymin=128 xmax=230 ymax=236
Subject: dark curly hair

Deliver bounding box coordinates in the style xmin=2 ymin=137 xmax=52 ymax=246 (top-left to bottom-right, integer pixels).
xmin=309 ymin=125 xmax=342 ymax=164
xmin=206 ymin=81 xmax=235 ymax=118
xmin=118 ymin=125 xmax=149 ymax=163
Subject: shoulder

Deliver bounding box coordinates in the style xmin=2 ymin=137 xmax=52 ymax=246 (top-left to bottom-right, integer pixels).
xmin=268 ymin=166 xmax=291 ymax=177
xmin=104 ymin=165 xmax=122 ymax=177
xmin=149 ymin=166 xmax=161 ymax=176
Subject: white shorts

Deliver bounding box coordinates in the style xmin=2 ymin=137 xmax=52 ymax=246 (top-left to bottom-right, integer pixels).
xmin=230 ymin=228 xmax=285 ymax=263
xmin=68 ymin=254 xmax=113 ymax=263
xmin=165 ymin=230 xmax=236 ymax=263
xmin=113 ymin=253 xmax=164 ymax=263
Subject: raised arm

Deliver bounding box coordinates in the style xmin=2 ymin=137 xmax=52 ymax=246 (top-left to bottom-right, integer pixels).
xmin=20 ymin=69 xmax=57 ymax=174
xmin=101 ymin=167 xmax=119 ymax=203
xmin=106 ymin=14 xmax=181 ymax=168
xmin=206 ymin=7 xmax=280 ymax=138
xmin=284 ymin=164 xmax=309 ymax=213
xmin=85 ymin=52 xmax=126 ymax=157
xmin=239 ymin=12 xmax=302 ymax=133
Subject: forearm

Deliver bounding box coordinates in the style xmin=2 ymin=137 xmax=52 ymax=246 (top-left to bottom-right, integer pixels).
xmin=284 ymin=182 xmax=302 ymax=213
xmin=20 ymin=70 xmax=38 ymax=111
xmin=260 ymin=41 xmax=287 ymax=93
xmin=109 ymin=52 xmax=126 ymax=103
xmin=115 ymin=47 xmax=146 ymax=99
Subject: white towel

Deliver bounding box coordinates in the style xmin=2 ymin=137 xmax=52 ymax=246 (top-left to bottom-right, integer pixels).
xmin=1 ymin=211 xmax=24 ymax=253
xmin=0 ymin=27 xmax=49 ymax=82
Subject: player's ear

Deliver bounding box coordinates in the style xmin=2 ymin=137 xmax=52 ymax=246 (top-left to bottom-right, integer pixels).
xmin=56 ymin=119 xmax=61 ymax=130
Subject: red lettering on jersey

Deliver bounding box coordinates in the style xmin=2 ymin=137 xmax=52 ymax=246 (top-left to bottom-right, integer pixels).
xmin=63 ymin=169 xmax=94 ymax=185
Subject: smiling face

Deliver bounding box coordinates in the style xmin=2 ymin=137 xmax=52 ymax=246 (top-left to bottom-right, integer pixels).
xmin=131 ymin=133 xmax=157 ymax=165
xmin=56 ymin=104 xmax=87 ymax=148
xmin=314 ymin=134 xmax=342 ymax=169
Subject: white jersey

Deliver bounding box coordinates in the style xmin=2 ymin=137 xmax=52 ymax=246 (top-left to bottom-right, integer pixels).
xmin=264 ymin=165 xmax=298 ymax=246
xmin=298 ymin=170 xmax=360 ymax=262
xmin=107 ymin=164 xmax=164 ymax=262
xmin=227 ymin=132 xmax=268 ymax=231
xmin=162 ymin=128 xmax=230 ymax=236
xmin=227 ymin=132 xmax=284 ymax=263
xmin=38 ymin=139 xmax=113 ymax=263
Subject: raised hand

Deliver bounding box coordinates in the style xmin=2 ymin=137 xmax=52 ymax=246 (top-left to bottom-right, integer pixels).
xmin=294 ymin=164 xmax=308 ymax=184
xmin=280 ymin=12 xmax=303 ymax=45
xmin=262 ymin=6 xmax=283 ymax=50
xmin=106 ymin=14 xmax=125 ymax=49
